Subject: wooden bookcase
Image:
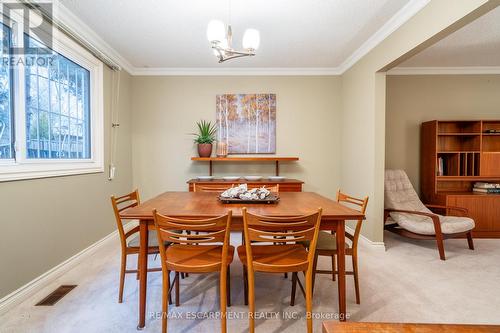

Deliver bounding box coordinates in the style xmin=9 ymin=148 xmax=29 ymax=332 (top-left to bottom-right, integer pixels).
xmin=421 ymin=120 xmax=500 ymax=237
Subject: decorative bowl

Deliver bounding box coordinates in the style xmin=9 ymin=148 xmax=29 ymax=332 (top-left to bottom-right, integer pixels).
xmin=196 ymin=176 xmax=214 ymax=180
xmin=222 ymin=176 xmax=240 ymax=181
xmin=244 ymin=176 xmax=262 ymax=181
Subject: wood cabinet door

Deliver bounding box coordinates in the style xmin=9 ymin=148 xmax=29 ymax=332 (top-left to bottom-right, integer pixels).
xmin=480 ymin=153 xmax=500 ymax=176
xmin=447 ymin=195 xmax=500 ymax=232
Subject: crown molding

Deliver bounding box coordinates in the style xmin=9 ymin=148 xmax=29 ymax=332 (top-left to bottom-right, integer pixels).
xmin=337 ymin=0 xmax=431 ymax=74
xmin=387 ymin=66 xmax=500 ymax=75
xmin=53 ymin=0 xmax=135 ymax=74
xmin=54 ymin=0 xmax=430 ymax=76
xmin=131 ymin=67 xmax=342 ymax=76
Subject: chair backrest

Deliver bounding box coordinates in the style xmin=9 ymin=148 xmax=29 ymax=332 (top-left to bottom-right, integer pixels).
xmin=193 ymin=184 xmax=233 ymax=192
xmin=110 ymin=190 xmax=141 ymax=249
xmin=336 ymin=190 xmax=369 ymax=250
xmin=242 ymin=208 xmax=322 ymax=271
xmin=153 ymin=211 xmax=232 ymax=268
xmin=194 ymin=184 xmax=279 ymax=193
xmin=384 ymin=170 xmax=430 ymax=213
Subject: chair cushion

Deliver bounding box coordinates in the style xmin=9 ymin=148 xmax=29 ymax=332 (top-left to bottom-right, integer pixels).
xmin=315 ymin=231 xmax=352 ymax=251
xmin=299 ymin=231 xmax=351 ymax=251
xmin=127 ymin=230 xmax=161 ymax=247
xmin=385 ymin=169 xmax=431 ymax=213
xmin=392 ymin=213 xmax=475 ymax=235
xmin=237 ymin=244 xmax=308 ymax=273
xmin=165 ymin=245 xmax=235 ymax=273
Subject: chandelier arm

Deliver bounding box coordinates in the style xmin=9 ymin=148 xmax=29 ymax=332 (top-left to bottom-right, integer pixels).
xmin=218 ymin=52 xmax=255 ymax=63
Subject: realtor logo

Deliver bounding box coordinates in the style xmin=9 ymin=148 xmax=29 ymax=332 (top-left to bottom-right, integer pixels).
xmin=2 ymin=1 xmax=53 ymax=54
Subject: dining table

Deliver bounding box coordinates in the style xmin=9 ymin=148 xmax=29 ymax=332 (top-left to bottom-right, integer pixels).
xmin=120 ymin=191 xmax=366 ymax=330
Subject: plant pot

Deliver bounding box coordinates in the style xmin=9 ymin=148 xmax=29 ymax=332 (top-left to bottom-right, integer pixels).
xmin=197 ymin=143 xmax=213 ymax=157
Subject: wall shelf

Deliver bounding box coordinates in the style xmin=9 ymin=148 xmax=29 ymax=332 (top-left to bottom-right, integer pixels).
xmin=191 ymin=156 xmax=299 ymax=176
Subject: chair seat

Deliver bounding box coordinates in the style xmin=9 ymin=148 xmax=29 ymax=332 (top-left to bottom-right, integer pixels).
xmin=127 ymin=230 xmax=161 ymax=247
xmin=165 ymin=245 xmax=235 ymax=273
xmin=390 ymin=214 xmax=475 ymax=235
xmin=237 ymin=244 xmax=309 ymax=273
xmin=316 ymin=231 xmax=352 ymax=251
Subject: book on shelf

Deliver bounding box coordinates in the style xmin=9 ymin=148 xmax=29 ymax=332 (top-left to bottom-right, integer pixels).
xmin=437 ymin=157 xmax=444 ymax=176
xmin=474 ymin=182 xmax=500 ymax=189
xmin=473 ymin=188 xmax=500 ymax=194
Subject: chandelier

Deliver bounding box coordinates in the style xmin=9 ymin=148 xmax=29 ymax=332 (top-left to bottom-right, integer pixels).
xmin=206 ymin=8 xmax=260 ymax=63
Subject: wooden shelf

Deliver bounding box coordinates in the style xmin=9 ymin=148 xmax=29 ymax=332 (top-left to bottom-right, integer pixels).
xmin=191 ymin=156 xmax=299 ymax=176
xmin=423 ymin=120 xmax=500 ymax=238
xmin=438 ymin=133 xmax=480 ymax=136
xmin=437 ymin=176 xmax=500 ymax=181
xmin=191 ymin=157 xmax=299 ymax=162
xmin=437 ymin=151 xmax=480 ymax=153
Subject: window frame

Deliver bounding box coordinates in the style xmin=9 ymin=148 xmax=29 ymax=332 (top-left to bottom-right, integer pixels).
xmin=0 ymin=10 xmax=103 ymax=181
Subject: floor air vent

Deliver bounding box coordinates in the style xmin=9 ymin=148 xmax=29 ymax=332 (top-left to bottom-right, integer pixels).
xmin=35 ymin=285 xmax=77 ymax=306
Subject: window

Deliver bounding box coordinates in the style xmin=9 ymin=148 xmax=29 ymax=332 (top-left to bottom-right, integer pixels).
xmin=0 ymin=11 xmax=103 ymax=181
xmin=0 ymin=24 xmax=13 ymax=160
xmin=24 ymin=35 xmax=91 ymax=159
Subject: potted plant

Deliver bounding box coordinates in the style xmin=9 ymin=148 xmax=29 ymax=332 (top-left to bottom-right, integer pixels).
xmin=193 ymin=120 xmax=217 ymax=157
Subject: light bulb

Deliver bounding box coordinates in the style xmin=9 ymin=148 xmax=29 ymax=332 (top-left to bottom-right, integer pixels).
xmin=242 ymin=29 xmax=260 ymax=51
xmin=207 ymin=20 xmax=226 ymax=43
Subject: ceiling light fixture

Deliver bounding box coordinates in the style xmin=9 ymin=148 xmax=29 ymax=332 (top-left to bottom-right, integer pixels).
xmin=206 ymin=1 xmax=260 ymax=63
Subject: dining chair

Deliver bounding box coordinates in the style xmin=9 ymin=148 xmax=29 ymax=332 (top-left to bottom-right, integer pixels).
xmin=153 ymin=210 xmax=234 ymax=333
xmin=292 ymin=190 xmax=368 ymax=305
xmin=238 ymin=208 xmax=322 ymax=333
xmin=110 ymin=190 xmax=163 ymax=303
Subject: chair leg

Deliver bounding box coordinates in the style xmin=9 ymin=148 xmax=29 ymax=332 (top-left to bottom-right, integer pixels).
xmin=226 ymin=265 xmax=231 ymax=307
xmin=305 ymin=269 xmax=313 ymax=333
xmin=467 ymin=232 xmax=474 ymax=250
xmin=243 ymin=265 xmax=249 ymax=306
xmin=352 ymin=254 xmax=360 ymax=304
xmin=162 ymin=269 xmax=170 ymax=333
xmin=167 ymin=271 xmax=173 ymax=305
xmin=175 ymin=272 xmax=180 ymax=306
xmin=435 ymin=234 xmax=446 ymax=260
xmin=311 ymin=253 xmax=318 ymax=295
xmin=248 ymin=268 xmax=255 ymax=333
xmin=180 ymin=272 xmax=185 ymax=279
xmin=220 ymin=267 xmax=228 ymax=333
xmin=284 ymin=273 xmax=288 ymax=279
xmin=136 ymin=253 xmax=141 ymax=280
xmin=290 ymin=272 xmax=298 ymax=306
xmin=331 ymin=254 xmax=336 ymax=281
xmin=118 ymin=253 xmax=126 ymax=303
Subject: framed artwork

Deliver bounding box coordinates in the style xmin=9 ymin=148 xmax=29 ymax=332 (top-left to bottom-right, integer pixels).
xmin=216 ymin=93 xmax=276 ymax=154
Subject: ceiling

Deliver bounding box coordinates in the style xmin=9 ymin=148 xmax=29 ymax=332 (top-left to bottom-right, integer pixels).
xmin=59 ymin=0 xmax=416 ymax=71
xmin=397 ymin=5 xmax=500 ymax=68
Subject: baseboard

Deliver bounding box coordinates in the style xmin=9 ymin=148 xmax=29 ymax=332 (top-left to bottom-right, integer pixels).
xmin=345 ymin=225 xmax=386 ymax=250
xmin=0 ymin=221 xmax=136 ymax=317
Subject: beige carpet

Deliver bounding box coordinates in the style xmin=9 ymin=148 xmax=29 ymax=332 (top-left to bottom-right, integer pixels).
xmin=1 ymin=232 xmax=499 ymax=333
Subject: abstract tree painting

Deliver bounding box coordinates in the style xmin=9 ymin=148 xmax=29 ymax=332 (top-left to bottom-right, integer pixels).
xmin=216 ymin=94 xmax=276 ymax=154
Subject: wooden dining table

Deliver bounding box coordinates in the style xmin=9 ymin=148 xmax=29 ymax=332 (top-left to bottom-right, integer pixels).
xmin=120 ymin=191 xmax=365 ymax=330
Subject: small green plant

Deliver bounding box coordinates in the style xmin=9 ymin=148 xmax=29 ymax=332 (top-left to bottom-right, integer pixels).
xmin=193 ymin=120 xmax=217 ymax=144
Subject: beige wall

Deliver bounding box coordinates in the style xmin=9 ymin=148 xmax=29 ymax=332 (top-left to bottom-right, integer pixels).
xmin=131 ymin=76 xmax=341 ymax=200
xmin=340 ymin=0 xmax=493 ymax=243
xmin=386 ymin=74 xmax=500 ymax=194
xmin=0 ymin=68 xmax=133 ymax=298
